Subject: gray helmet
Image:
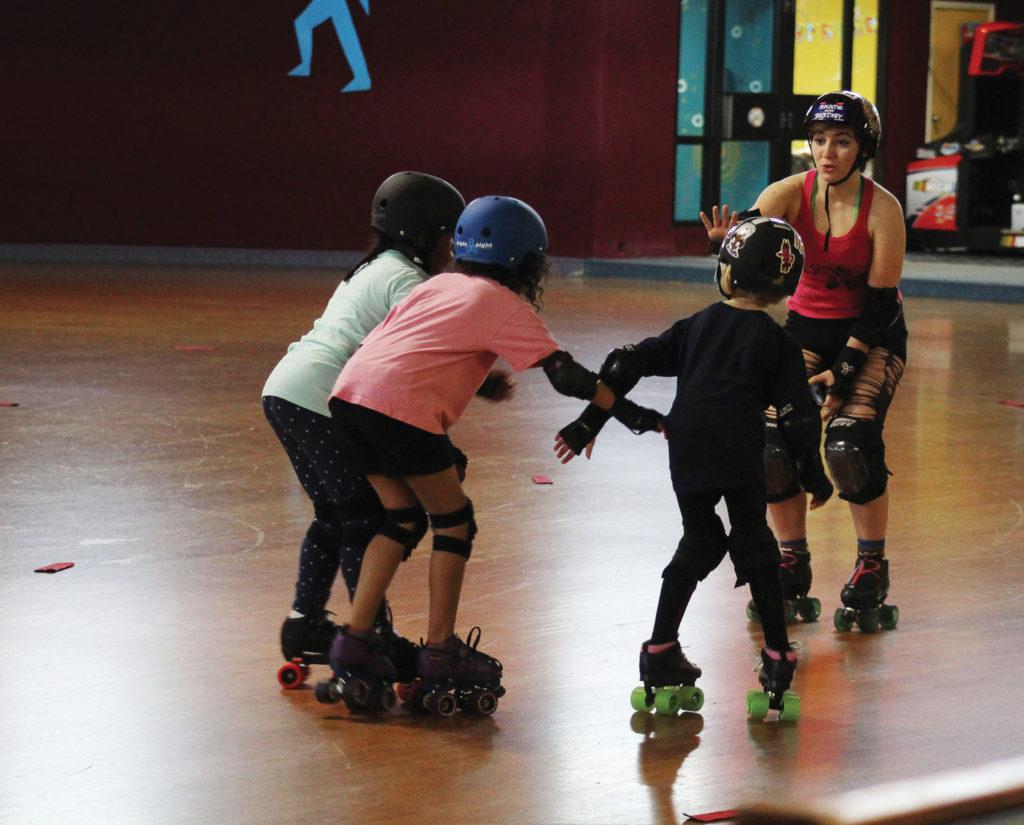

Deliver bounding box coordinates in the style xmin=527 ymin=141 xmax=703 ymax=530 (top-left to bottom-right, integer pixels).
xmin=370 ymin=171 xmax=465 ymax=241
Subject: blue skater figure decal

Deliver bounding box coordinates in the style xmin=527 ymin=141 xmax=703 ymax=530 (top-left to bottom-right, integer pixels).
xmin=288 ymin=0 xmax=371 ymax=93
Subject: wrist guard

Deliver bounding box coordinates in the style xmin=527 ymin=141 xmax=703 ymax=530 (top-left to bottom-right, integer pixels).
xmin=828 ymin=346 xmax=867 ymax=398
xmin=609 ymin=397 xmax=662 ymax=435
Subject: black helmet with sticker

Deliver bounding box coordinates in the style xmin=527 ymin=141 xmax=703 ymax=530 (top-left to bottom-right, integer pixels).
xmin=804 ymin=90 xmax=881 ymax=171
xmin=716 ymin=217 xmax=805 ymax=298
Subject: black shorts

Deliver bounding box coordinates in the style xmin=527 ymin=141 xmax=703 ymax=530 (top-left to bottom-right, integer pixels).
xmin=328 ymin=397 xmax=457 ymax=478
xmin=785 ymin=309 xmax=908 ymax=364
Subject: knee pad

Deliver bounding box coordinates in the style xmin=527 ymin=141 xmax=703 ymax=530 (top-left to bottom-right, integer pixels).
xmin=764 ymin=420 xmax=800 ymax=502
xmin=429 ymin=500 xmax=477 ymax=559
xmin=662 ymin=520 xmax=728 ymax=583
xmin=308 ymin=507 xmax=343 ymax=544
xmin=825 ymin=417 xmax=888 ymax=505
xmin=378 ymin=504 xmax=428 ymax=559
xmin=728 ymin=524 xmax=781 ymax=586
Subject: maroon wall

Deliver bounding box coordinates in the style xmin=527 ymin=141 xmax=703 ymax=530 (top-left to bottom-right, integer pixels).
xmin=0 ymin=1 xmax=691 ymax=257
xmin=5 ymin=2 xmax=1014 ymax=259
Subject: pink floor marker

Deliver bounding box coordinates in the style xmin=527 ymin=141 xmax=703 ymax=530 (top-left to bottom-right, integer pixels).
xmin=683 ymin=811 xmax=738 ymax=823
xmin=0 ymin=401 xmax=19 ymax=407
xmin=999 ymin=399 xmax=1024 ymax=408
xmin=34 ymin=562 xmax=75 ymax=574
xmin=174 ymin=344 xmax=218 ymax=353
xmin=531 ymin=475 xmax=553 ymax=485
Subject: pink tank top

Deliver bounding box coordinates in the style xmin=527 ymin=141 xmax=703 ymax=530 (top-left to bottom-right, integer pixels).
xmin=788 ymin=171 xmax=874 ymax=319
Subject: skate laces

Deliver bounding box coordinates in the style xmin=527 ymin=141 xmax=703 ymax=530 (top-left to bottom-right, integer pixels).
xmin=456 ymin=626 xmax=502 ymax=669
xmin=850 ymin=556 xmax=882 ymax=584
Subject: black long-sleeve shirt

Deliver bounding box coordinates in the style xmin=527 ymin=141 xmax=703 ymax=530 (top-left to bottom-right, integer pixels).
xmin=633 ymin=302 xmax=813 ymax=493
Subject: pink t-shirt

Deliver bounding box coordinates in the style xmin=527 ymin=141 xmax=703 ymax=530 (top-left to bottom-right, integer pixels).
xmin=332 ymin=272 xmax=560 ymax=433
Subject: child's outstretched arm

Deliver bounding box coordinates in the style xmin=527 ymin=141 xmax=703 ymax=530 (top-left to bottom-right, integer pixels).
xmin=540 ymin=349 xmax=663 ymax=464
xmin=553 ymin=344 xmax=650 ymax=461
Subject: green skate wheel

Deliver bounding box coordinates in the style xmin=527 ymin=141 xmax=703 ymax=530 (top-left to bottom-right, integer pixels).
xmin=677 ymin=685 xmax=704 ymax=712
xmin=783 ymin=602 xmax=798 ymax=623
xmin=858 ymin=608 xmax=880 ymax=632
xmin=630 ymin=686 xmax=653 ymax=712
xmin=746 ymin=599 xmax=760 ymax=622
xmin=833 ymin=607 xmax=854 ymax=631
xmin=779 ymin=691 xmax=801 ymax=722
xmin=746 ymin=690 xmax=769 ymax=720
xmin=798 ymin=597 xmax=821 ymax=622
xmin=653 ymin=687 xmax=681 ymax=714
xmin=879 ymin=604 xmax=899 ymax=630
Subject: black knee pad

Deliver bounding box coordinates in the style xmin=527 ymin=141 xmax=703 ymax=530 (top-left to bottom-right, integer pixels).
xmin=429 ymin=500 xmax=477 ymax=559
xmin=825 ymin=417 xmax=888 ymax=505
xmin=378 ymin=504 xmax=428 ymax=559
xmin=764 ymin=420 xmax=800 ymax=502
xmin=729 ymin=523 xmax=781 ymax=586
xmin=662 ymin=520 xmax=729 ymax=583
xmin=308 ymin=507 xmax=343 ymax=544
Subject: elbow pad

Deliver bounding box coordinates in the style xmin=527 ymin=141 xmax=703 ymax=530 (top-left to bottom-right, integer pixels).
xmin=542 ymin=351 xmax=599 ymax=401
xmin=598 ymin=345 xmax=646 ymax=395
xmin=850 ymin=286 xmax=901 ymax=347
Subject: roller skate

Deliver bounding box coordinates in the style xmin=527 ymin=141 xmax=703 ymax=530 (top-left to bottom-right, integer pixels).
xmin=630 ymin=640 xmax=704 ymax=715
xmin=315 ymin=624 xmax=399 ymax=712
xmin=747 ymin=647 xmax=799 ymax=721
xmin=276 ymin=613 xmax=338 ymax=689
xmin=833 ymin=556 xmax=899 ymax=632
xmin=374 ymin=620 xmax=421 ymax=704
xmin=410 ymin=627 xmax=505 ymax=717
xmin=746 ymin=549 xmax=820 ymax=624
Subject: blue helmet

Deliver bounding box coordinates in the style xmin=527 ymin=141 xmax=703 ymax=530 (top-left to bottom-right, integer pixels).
xmin=454 ymin=196 xmax=548 ymax=270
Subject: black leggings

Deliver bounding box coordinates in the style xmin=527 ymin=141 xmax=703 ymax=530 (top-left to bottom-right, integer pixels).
xmin=264 ymin=396 xmax=383 ymax=618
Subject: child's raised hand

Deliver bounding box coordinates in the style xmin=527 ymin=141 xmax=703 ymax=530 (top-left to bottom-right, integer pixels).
xmin=698 ymin=204 xmax=738 ymax=242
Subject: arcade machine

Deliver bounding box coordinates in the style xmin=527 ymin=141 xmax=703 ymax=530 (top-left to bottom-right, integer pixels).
xmin=906 ymin=22 xmax=1024 ymax=251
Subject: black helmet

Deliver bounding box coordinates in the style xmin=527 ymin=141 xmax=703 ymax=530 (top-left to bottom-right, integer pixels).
xmin=804 ymin=90 xmax=881 ymax=171
xmin=717 ymin=217 xmax=805 ymax=297
xmin=370 ymin=171 xmax=465 ymax=241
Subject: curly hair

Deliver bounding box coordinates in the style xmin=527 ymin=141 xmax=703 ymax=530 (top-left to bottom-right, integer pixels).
xmin=453 ymin=252 xmax=550 ymax=310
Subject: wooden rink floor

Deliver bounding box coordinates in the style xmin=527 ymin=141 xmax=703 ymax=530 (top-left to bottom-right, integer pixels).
xmin=2 ymin=260 xmax=1023 ymax=825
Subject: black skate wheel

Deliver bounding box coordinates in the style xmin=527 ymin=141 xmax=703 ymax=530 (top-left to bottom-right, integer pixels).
xmin=315 ymin=680 xmax=341 ymax=704
xmin=433 ymin=693 xmax=457 ymax=718
xmin=472 ymin=691 xmax=498 ymax=716
xmin=879 ymin=604 xmax=899 ymax=630
xmin=377 ymin=685 xmax=397 ymax=712
xmin=342 ymin=678 xmax=374 ymax=710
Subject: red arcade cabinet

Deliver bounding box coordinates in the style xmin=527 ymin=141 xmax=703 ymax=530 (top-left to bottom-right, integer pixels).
xmin=905 ymin=22 xmax=1024 ymax=252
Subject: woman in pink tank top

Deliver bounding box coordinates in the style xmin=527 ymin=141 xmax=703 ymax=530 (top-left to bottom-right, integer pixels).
xmin=700 ymin=91 xmax=908 ymax=634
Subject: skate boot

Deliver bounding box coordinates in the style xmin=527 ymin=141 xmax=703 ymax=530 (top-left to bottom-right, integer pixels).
xmin=315 ymin=624 xmax=399 ymax=712
xmin=833 ymin=556 xmax=899 ymax=632
xmin=746 ymin=550 xmax=820 ymax=624
xmin=630 ymin=640 xmax=704 ymax=715
xmin=412 ymin=627 xmax=505 ymax=717
xmin=747 ymin=647 xmax=800 ymax=721
xmin=277 ymin=613 xmax=338 ymax=689
xmin=374 ymin=620 xmax=421 ymax=702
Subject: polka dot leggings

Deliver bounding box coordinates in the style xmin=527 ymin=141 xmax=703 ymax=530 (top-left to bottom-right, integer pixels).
xmin=263 ymin=396 xmax=386 ymax=622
